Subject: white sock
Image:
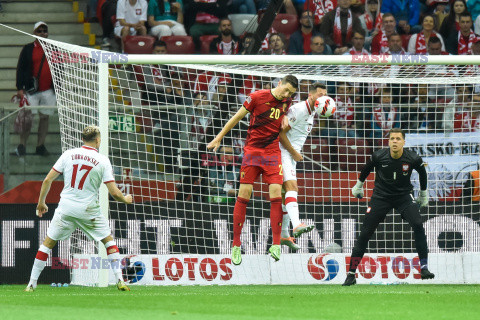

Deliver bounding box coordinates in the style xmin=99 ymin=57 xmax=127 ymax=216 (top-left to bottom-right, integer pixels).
xmin=29 ymin=245 xmax=51 ymax=287
xmin=285 ymin=191 xmax=301 ymax=228
xmin=105 ymin=241 xmax=123 ymax=282
xmin=281 ymin=212 xmax=290 ymax=238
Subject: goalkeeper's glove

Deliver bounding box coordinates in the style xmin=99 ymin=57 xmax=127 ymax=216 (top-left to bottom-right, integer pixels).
xmin=416 ymin=190 xmax=429 ymax=208
xmin=352 ymin=180 xmax=364 ymax=199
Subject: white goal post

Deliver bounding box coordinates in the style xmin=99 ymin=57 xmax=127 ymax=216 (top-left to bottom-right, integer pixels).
xmin=5 ymin=23 xmax=480 ymax=285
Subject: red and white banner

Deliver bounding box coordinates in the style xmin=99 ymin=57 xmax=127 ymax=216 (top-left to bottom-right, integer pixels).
xmin=70 ymin=253 xmax=480 ymax=286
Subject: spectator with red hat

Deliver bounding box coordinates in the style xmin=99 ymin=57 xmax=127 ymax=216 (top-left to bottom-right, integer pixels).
xmin=15 ymin=21 xmax=56 ymax=157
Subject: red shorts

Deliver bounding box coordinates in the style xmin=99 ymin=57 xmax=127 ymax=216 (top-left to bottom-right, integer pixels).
xmin=239 ymin=149 xmax=283 ymax=185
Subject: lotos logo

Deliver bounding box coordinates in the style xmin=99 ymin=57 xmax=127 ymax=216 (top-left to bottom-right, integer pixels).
xmin=307 ymin=254 xmax=339 ymax=281
xmin=122 ymin=255 xmax=146 ymax=284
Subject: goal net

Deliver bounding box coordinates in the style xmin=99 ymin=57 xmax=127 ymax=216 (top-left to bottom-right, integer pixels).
xmin=36 ymin=36 xmax=480 ymax=285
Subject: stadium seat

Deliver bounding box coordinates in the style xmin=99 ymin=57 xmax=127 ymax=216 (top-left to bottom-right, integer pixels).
xmin=336 ymin=138 xmax=372 ymax=172
xmin=401 ymin=34 xmax=411 ymax=51
xmin=123 ymin=35 xmax=155 ymax=54
xmin=272 ymin=14 xmax=299 ymax=37
xmin=228 ymin=14 xmax=258 ymax=36
xmin=161 ymin=36 xmax=195 ymax=54
xmin=200 ymin=35 xmax=218 ymax=54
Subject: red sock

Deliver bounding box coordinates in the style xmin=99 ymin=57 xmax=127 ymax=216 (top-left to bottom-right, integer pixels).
xmin=270 ymin=197 xmax=283 ymax=245
xmin=232 ymin=197 xmax=249 ymax=247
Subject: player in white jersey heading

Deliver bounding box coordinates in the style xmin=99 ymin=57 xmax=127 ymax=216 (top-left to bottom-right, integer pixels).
xmin=279 ymin=83 xmax=327 ymax=250
xmin=24 ymin=126 xmax=133 ymax=292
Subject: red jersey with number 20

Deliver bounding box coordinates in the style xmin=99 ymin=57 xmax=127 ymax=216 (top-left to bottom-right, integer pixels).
xmin=243 ymin=89 xmax=292 ymax=152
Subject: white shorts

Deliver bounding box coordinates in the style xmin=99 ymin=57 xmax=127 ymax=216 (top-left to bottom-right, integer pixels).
xmin=47 ymin=211 xmax=111 ymax=242
xmin=26 ymin=89 xmax=57 ymax=116
xmin=114 ymin=26 xmax=138 ymax=37
xmin=281 ymin=150 xmax=297 ymax=182
xmin=150 ymin=21 xmax=187 ymax=38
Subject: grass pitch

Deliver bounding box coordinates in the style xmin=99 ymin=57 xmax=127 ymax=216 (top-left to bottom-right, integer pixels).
xmin=0 ymin=284 xmax=478 ymax=320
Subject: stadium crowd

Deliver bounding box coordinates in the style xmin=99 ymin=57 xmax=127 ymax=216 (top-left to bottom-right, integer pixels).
xmin=15 ymin=0 xmax=480 ymax=201
xmin=93 ymin=0 xmax=480 ymax=56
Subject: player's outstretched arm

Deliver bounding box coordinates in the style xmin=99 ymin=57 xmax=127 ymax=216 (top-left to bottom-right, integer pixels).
xmin=352 ymin=157 xmax=375 ymax=199
xmin=415 ymin=162 xmax=429 ymax=207
xmin=37 ymin=169 xmax=61 ymax=217
xmin=279 ymin=126 xmax=303 ymax=162
xmin=106 ymin=182 xmax=133 ymax=204
xmin=207 ymin=107 xmax=248 ymax=152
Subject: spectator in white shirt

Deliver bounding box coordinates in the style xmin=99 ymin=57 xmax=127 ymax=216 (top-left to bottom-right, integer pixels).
xmin=114 ymin=0 xmax=148 ymax=47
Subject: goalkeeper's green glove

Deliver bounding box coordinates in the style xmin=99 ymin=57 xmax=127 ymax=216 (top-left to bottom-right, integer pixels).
xmin=416 ymin=190 xmax=429 ymax=208
xmin=352 ymin=180 xmax=364 ymax=199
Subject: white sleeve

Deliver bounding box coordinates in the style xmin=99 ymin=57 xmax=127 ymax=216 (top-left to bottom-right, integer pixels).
xmin=116 ymin=0 xmax=126 ymax=20
xmin=407 ymin=34 xmax=416 ymax=54
xmin=52 ymin=152 xmax=67 ymax=173
xmin=286 ymin=105 xmax=298 ymax=127
xmin=103 ymin=158 xmax=115 ymax=184
xmin=141 ymin=0 xmax=148 ymax=21
xmin=476 ymin=16 xmax=480 ymax=34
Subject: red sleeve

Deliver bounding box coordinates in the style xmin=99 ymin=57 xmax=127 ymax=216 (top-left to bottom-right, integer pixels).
xmin=243 ymin=93 xmax=255 ymax=112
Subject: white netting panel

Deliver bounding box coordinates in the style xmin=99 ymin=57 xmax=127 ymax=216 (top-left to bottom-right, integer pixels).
xmin=36 ymin=37 xmax=480 ymax=285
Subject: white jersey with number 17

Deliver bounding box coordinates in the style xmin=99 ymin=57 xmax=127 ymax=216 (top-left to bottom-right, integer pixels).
xmin=280 ymin=100 xmax=315 ymax=152
xmin=52 ymin=146 xmax=115 ymax=219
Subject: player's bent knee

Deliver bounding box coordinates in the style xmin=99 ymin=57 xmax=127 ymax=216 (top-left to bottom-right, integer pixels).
xmin=283 ymin=180 xmax=298 ymax=192
xmin=238 ymin=184 xmax=253 ymax=199
xmin=269 ymin=183 xmax=283 ymax=198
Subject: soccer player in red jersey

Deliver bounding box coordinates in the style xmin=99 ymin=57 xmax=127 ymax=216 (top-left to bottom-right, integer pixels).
xmin=207 ymin=75 xmax=299 ymax=265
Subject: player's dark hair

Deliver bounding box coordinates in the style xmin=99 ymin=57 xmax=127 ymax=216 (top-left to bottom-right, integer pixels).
xmin=459 ymin=12 xmax=472 ymax=21
xmin=381 ymin=86 xmax=392 ymax=93
xmin=281 ymin=75 xmax=299 ymax=89
xmin=389 ymin=128 xmax=405 ymax=139
xmin=455 ymin=84 xmax=473 ymax=92
xmin=82 ymin=125 xmax=100 ymax=142
xmin=428 ymin=36 xmax=442 ymax=46
xmin=269 ymin=33 xmax=286 ymax=45
xmin=310 ymin=82 xmax=326 ymax=92
xmin=382 ymin=13 xmax=395 ymax=21
xmin=153 ymin=40 xmax=167 ymax=49
xmin=387 ymin=32 xmax=401 ymax=41
xmin=353 ymin=28 xmax=366 ymax=38
xmin=423 ymin=14 xmax=436 ymax=28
